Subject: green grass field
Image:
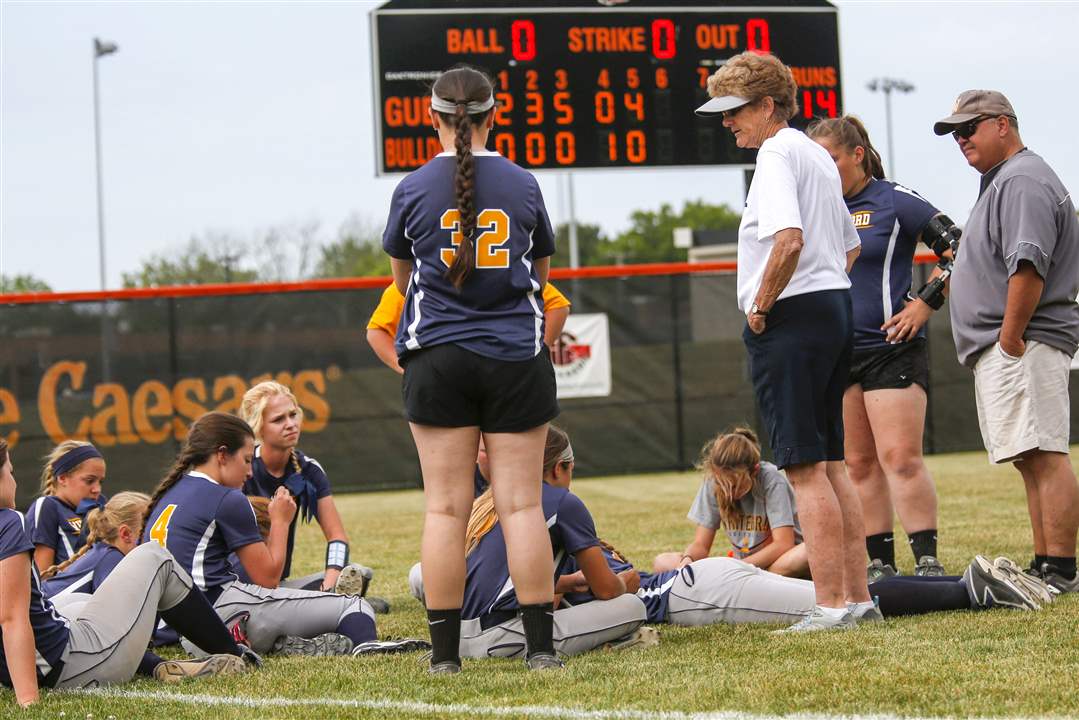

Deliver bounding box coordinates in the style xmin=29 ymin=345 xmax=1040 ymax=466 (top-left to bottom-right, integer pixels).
xmin=7 ymin=448 xmax=1079 ymax=719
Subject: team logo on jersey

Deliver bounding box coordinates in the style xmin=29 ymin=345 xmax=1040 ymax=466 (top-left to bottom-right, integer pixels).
xmin=851 ymin=210 xmax=873 ymax=229
xmin=66 ymin=516 xmax=82 ymax=534
xmin=550 ymin=332 xmax=592 ymax=377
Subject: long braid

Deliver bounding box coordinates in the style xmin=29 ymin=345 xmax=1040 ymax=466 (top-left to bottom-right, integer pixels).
xmin=598 ymin=539 xmax=630 ymax=567
xmin=289 ymin=449 xmax=302 ymax=476
xmin=140 ymin=452 xmax=195 ymax=539
xmin=445 ymin=105 xmax=477 ymax=289
xmin=464 ymin=488 xmax=496 ymax=557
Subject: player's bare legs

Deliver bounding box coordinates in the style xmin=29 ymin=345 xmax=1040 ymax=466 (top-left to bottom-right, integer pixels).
xmin=484 ymin=426 xmax=554 ymax=606
xmin=1018 ymin=464 xmax=1048 ymax=557
xmin=863 ymin=386 xmax=938 ymax=535
xmin=1015 ymin=450 xmax=1079 ymax=557
xmin=410 ymin=423 xmax=480 ymax=610
xmin=785 ymin=461 xmax=845 ymax=608
xmin=826 ymin=460 xmax=872 ymax=603
xmin=843 ymin=385 xmax=894 ymax=536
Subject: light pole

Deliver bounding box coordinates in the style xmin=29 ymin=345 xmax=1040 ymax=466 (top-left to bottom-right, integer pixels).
xmin=93 ymin=38 xmax=118 ymax=383
xmin=93 ymin=37 xmax=118 ymax=291
xmin=866 ymin=77 xmax=914 ymax=178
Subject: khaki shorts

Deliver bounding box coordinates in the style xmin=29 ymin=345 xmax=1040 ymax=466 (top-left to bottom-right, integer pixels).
xmin=973 ymin=340 xmax=1071 ymax=463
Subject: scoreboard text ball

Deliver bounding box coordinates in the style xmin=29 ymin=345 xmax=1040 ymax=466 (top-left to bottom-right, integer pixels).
xmin=371 ymin=1 xmax=841 ymax=174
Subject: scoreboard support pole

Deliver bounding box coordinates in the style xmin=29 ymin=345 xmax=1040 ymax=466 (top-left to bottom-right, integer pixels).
xmin=566 ymin=173 xmax=580 ymax=269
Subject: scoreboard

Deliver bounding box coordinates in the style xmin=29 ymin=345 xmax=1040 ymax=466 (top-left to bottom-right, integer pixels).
xmin=370 ymin=0 xmax=841 ymax=175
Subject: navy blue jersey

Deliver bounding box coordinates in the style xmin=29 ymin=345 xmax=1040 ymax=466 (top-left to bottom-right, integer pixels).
xmin=846 ymin=179 xmax=939 ymax=349
xmin=560 ymin=548 xmax=676 ymax=625
xmin=463 ymin=482 xmax=599 ymax=621
xmin=383 ymin=151 xmax=556 ymax=362
xmin=142 ymin=472 xmax=263 ymax=595
xmin=0 ymin=509 xmax=70 ymax=687
xmin=243 ymin=447 xmax=330 ymax=580
xmin=25 ymin=494 xmax=106 ymax=565
xmin=42 ymin=543 xmax=124 ymax=599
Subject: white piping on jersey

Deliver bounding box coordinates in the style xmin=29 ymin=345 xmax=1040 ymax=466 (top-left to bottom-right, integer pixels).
xmin=636 ymin=571 xmax=679 ymax=602
xmin=306 ymin=457 xmax=325 ymax=474
xmin=31 ymin=497 xmax=43 ymax=528
xmin=188 ymin=470 xmax=219 ymax=485
xmin=405 ymin=254 xmax=424 ymax=351
xmin=522 ymin=229 xmax=544 ymax=356
xmin=50 ymin=570 xmax=95 ymax=599
xmin=191 ymin=519 xmax=217 ymax=590
xmin=880 ymin=219 xmax=901 ymax=324
xmin=58 ymin=523 xmax=75 ymax=560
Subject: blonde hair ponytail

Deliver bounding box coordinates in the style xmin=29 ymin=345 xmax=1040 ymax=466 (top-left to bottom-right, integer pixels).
xmin=41 ymin=491 xmax=150 ymax=580
xmin=697 ymin=427 xmax=762 ymax=529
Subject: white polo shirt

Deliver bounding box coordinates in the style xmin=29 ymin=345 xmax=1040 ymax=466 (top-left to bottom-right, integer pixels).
xmin=737 ymin=128 xmax=860 ymax=313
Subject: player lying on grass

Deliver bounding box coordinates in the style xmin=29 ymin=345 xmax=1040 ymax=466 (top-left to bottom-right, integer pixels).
xmin=654 ymin=427 xmax=809 ymax=578
xmin=142 ymin=411 xmax=428 ymax=658
xmin=240 ymin=381 xmax=380 ymax=608
xmin=408 ymin=425 xmax=649 ymax=657
xmin=0 ymin=439 xmax=261 ymax=709
xmin=24 ymin=441 xmax=108 ymax=574
xmin=365 ymin=280 xmax=571 ymax=375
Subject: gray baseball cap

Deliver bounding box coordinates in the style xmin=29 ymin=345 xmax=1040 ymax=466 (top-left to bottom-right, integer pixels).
xmin=933 ymin=90 xmax=1017 ymax=135
xmin=695 ymin=95 xmax=751 ymax=117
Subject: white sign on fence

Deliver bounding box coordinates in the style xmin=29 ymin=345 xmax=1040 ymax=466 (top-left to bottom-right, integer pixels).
xmin=552 ymin=313 xmax=612 ymax=399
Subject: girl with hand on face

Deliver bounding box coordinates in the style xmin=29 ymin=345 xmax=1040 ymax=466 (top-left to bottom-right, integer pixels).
xmin=24 ymin=441 xmax=107 ymax=574
xmin=654 ymin=428 xmax=808 ymax=578
xmin=142 ymin=412 xmax=426 ymax=658
xmin=241 ymin=381 xmax=374 ymax=601
xmin=808 ymin=116 xmax=954 ymax=580
xmin=0 ymin=439 xmax=261 ymax=709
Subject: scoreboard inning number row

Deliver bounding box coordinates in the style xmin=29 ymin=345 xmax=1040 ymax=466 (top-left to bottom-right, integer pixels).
xmin=371 ymin=4 xmax=842 ymax=174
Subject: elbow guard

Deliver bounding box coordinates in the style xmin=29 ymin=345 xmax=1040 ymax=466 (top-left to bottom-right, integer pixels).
xmin=911 ymin=258 xmax=954 ymax=311
xmin=923 ymin=214 xmax=961 ymax=258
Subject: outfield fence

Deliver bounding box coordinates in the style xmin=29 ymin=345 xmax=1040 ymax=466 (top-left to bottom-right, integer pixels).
xmin=3 ymin=260 xmax=1075 ymax=506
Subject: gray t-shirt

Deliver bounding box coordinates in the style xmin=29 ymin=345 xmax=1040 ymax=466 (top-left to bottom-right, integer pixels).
xmin=949 ymin=149 xmax=1079 ymax=367
xmin=687 ymin=461 xmax=803 ymax=558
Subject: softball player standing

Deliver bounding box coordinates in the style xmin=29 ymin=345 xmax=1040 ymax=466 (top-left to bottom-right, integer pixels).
xmin=382 ymin=65 xmax=561 ymax=673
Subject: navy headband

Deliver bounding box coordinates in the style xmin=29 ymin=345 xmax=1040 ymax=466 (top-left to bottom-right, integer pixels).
xmin=52 ymin=445 xmax=103 ymax=477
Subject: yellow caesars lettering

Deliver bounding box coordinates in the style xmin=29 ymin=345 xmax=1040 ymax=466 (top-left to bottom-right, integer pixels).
xmin=293 ymin=370 xmax=330 ymax=432
xmin=0 ymin=388 xmax=20 ymax=447
xmin=172 ymin=378 xmax=208 ymax=441
xmin=38 ymin=361 xmax=91 ymax=443
xmin=90 ymin=383 xmax=139 ymax=446
xmin=132 ymin=380 xmax=173 ymax=444
xmin=213 ymin=375 xmax=248 ymax=415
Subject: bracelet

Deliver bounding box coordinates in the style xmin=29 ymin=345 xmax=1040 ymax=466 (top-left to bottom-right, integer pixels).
xmin=325 ymin=540 xmax=350 ymax=570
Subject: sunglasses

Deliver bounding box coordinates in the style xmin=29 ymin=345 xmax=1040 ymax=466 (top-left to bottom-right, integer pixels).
xmin=951 ymin=116 xmax=992 ymax=140
xmin=720 ymin=101 xmax=755 ymax=120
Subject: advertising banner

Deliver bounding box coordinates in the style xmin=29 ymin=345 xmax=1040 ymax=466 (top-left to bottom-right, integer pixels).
xmin=552 ymin=313 xmax=611 ymax=399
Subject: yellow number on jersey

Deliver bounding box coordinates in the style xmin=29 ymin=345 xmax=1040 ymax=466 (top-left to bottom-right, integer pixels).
xmin=149 ymin=504 xmax=178 ymax=548
xmin=439 ymin=209 xmax=511 ymax=269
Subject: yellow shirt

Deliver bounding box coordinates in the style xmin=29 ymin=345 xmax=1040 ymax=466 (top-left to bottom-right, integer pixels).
xmin=367 ymin=282 xmax=570 ymax=337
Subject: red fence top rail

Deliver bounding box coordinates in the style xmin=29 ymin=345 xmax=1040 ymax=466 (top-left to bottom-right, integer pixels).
xmin=0 ymin=255 xmax=940 ymax=306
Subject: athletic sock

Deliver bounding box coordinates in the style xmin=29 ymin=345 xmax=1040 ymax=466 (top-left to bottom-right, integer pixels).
xmin=866 ymin=532 xmax=895 ymax=567
xmin=908 ymin=529 xmax=938 ymax=562
xmin=160 ymin=588 xmax=242 ymax=657
xmin=138 ymin=651 xmax=165 ymax=677
xmin=337 ymin=610 xmax=377 ymax=644
xmin=426 ymin=608 xmax=461 ymax=666
xmin=1045 ymin=556 xmax=1077 ymax=580
xmin=520 ymin=602 xmax=555 ymax=658
xmin=1033 ymin=554 xmax=1049 ymax=572
xmin=816 ymin=604 xmax=849 ymax=619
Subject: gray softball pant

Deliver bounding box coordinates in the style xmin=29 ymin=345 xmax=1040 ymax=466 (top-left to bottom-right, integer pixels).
xmin=51 ymin=542 xmax=192 ymax=689
xmin=666 ymin=557 xmax=815 ymax=625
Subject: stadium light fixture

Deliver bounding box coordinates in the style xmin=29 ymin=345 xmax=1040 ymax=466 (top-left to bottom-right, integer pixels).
xmin=867 ymin=77 xmax=915 ymax=178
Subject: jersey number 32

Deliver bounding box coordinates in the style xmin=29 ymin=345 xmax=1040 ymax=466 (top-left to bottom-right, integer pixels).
xmin=439 ymin=209 xmax=511 ymax=269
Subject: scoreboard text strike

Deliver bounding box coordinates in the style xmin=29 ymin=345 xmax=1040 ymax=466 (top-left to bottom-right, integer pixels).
xmin=371 ymin=3 xmax=841 ymax=174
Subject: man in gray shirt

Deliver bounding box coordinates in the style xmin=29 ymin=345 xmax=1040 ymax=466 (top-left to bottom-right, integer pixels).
xmin=935 ymin=89 xmax=1079 ymax=593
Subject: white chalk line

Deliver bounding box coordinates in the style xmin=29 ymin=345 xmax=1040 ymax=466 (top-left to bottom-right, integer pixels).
xmin=78 ymin=688 xmax=1077 ymax=720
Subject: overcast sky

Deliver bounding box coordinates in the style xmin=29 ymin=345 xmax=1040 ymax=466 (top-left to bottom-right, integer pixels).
xmin=2 ymin=0 xmax=1076 ymax=292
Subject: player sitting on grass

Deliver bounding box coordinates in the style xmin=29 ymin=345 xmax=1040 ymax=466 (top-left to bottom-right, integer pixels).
xmin=23 ymin=441 xmax=108 ymax=574
xmin=240 ymin=381 xmax=381 ymax=609
xmin=142 ymin=411 xmax=428 ymax=658
xmin=0 ymin=439 xmax=261 ymax=709
xmin=654 ymin=427 xmax=809 ymax=578
xmin=408 ymin=425 xmax=650 ymax=657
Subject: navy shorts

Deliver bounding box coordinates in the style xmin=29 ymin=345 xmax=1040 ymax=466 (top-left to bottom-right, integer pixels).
xmin=401 ymin=343 xmax=559 ymax=433
xmin=743 ymin=289 xmax=853 ymax=469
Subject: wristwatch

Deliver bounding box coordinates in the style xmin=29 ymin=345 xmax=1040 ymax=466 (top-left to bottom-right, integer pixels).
xmin=750 ymin=302 xmax=768 ymax=316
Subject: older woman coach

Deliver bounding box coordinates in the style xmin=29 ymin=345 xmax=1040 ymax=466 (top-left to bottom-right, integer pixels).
xmin=695 ymin=52 xmax=871 ymax=631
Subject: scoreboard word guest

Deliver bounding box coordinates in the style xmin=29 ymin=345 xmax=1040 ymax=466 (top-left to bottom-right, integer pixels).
xmin=371 ymin=0 xmax=841 ymax=174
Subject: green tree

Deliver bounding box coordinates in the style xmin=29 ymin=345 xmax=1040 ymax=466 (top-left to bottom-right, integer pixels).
xmin=122 ymin=234 xmax=257 ymax=287
xmin=313 ymin=215 xmax=390 ymax=278
xmin=550 ymin=222 xmax=610 ymax=267
xmin=608 ymin=199 xmax=742 ymax=264
xmin=0 ymin=274 xmax=52 ymax=293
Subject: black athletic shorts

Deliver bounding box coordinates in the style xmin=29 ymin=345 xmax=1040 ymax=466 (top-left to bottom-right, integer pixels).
xmin=401 ymin=343 xmax=559 ymax=433
xmin=848 ymin=337 xmax=929 ymax=392
xmin=743 ymin=289 xmax=852 ymax=469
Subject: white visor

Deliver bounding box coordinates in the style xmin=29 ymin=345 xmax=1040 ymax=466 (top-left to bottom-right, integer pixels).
xmin=694 ymin=95 xmax=751 ymax=117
